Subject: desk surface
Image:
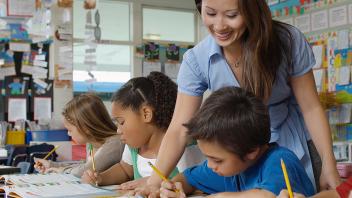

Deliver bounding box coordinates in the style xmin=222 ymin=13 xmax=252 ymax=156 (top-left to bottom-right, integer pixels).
xmin=0 ymin=165 xmax=20 ymax=175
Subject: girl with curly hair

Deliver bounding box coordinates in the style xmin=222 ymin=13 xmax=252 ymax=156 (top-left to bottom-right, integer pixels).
xmin=81 ymin=72 xmax=203 ymax=186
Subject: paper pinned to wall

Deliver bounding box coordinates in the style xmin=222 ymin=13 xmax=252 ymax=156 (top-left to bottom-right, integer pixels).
xmin=337 ymin=30 xmax=349 ymax=50
xmin=143 ymin=61 xmax=161 ymax=77
xmin=312 ymin=45 xmax=323 ymax=69
xmin=338 ymin=66 xmax=350 ymax=85
xmin=9 ymin=42 xmax=30 ymax=52
xmin=164 ymin=63 xmax=181 ymax=79
xmin=329 ymin=5 xmax=348 ymax=27
xmin=34 ymin=97 xmax=51 ymax=120
xmin=280 ymin=17 xmax=293 ymax=26
xmin=8 ymin=98 xmax=27 ymax=122
xmin=311 ymin=10 xmax=328 ymax=31
xmin=313 ymin=69 xmax=324 ymax=92
xmin=7 ymin=0 xmax=35 ymax=17
xmin=295 ymin=14 xmax=311 ymax=33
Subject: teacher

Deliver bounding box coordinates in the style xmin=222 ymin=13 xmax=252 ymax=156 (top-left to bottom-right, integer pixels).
xmin=146 ymin=0 xmax=340 ymax=192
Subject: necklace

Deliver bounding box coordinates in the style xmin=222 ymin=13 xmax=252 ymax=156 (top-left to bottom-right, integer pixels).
xmin=227 ymin=57 xmax=241 ymax=68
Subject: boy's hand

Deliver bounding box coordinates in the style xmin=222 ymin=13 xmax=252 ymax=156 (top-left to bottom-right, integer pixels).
xmin=34 ymin=158 xmax=51 ymax=173
xmin=119 ymin=177 xmax=149 ymax=190
xmin=81 ymin=170 xmax=101 ymax=185
xmin=277 ymin=190 xmax=306 ymax=198
xmin=160 ymin=181 xmax=186 ymax=198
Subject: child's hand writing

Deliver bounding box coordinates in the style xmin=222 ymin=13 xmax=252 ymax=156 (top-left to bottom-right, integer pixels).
xmin=277 ymin=190 xmax=306 ymax=198
xmin=160 ymin=181 xmax=186 ymax=198
xmin=34 ymin=158 xmax=51 ymax=173
xmin=81 ymin=170 xmax=101 ymax=185
xmin=119 ymin=176 xmax=149 ymax=190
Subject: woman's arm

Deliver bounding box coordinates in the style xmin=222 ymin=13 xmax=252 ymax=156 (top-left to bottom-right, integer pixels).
xmin=148 ymin=93 xmax=203 ymax=186
xmin=290 ymin=70 xmax=340 ymax=189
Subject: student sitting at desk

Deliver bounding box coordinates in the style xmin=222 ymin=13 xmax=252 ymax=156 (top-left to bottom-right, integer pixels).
xmin=159 ymin=87 xmax=315 ymax=198
xmin=81 ymin=72 xmax=203 ymax=187
xmin=34 ymin=93 xmax=124 ymax=178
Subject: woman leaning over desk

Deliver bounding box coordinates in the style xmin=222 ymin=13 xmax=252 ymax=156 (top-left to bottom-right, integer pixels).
xmin=134 ymin=0 xmax=341 ymax=194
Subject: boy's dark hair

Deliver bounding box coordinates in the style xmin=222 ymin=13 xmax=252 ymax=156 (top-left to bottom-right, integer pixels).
xmin=184 ymin=87 xmax=271 ymax=160
xmin=111 ymin=71 xmax=177 ymax=130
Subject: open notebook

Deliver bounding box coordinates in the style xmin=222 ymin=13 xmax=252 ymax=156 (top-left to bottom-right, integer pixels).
xmin=0 ymin=173 xmax=118 ymax=198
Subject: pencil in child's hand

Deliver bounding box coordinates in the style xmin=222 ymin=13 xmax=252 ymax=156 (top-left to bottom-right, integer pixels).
xmin=281 ymin=158 xmax=293 ymax=198
xmin=147 ymin=161 xmax=179 ymax=193
xmin=44 ymin=145 xmax=61 ymax=160
xmin=89 ymin=144 xmax=98 ymax=186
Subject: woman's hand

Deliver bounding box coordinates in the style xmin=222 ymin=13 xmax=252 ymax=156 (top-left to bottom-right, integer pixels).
xmin=160 ymin=181 xmax=186 ymax=198
xmin=81 ymin=170 xmax=101 ymax=186
xmin=119 ymin=177 xmax=149 ymax=190
xmin=34 ymin=158 xmax=51 ymax=173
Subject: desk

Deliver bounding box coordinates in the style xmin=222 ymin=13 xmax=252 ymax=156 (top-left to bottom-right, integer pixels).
xmin=0 ymin=165 xmax=20 ymax=174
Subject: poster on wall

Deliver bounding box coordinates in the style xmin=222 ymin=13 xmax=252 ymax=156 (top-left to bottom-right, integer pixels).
xmin=329 ymin=5 xmax=348 ymax=28
xmin=34 ymin=97 xmax=52 ymax=121
xmin=144 ymin=42 xmax=160 ymax=60
xmin=7 ymin=0 xmax=36 ymax=17
xmin=4 ymin=76 xmax=29 ymax=97
xmin=8 ymin=98 xmax=27 ymax=122
xmin=166 ymin=44 xmax=180 ymax=62
xmin=142 ymin=61 xmax=161 ymax=77
xmin=348 ymin=4 xmax=352 ymax=24
xmin=311 ymin=10 xmax=328 ymax=31
xmin=295 ymin=14 xmax=311 ymax=33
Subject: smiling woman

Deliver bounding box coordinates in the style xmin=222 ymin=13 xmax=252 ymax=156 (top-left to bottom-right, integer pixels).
xmin=143 ymin=0 xmax=341 ymax=195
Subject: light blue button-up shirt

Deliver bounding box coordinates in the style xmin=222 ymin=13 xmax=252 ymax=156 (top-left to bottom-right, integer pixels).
xmin=177 ymin=25 xmax=316 ymax=189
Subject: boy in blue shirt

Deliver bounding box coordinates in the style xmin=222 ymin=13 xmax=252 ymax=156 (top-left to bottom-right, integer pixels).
xmin=160 ymin=87 xmax=315 ymax=197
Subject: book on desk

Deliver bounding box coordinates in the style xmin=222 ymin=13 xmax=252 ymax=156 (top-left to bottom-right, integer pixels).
xmin=0 ymin=173 xmax=118 ymax=198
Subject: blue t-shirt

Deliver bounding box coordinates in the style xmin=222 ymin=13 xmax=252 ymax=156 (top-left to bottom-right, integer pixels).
xmin=177 ymin=24 xmax=317 ymax=189
xmin=183 ymin=144 xmax=315 ymax=196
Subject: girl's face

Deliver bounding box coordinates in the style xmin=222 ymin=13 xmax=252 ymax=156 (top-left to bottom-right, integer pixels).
xmin=63 ymin=118 xmax=87 ymax=144
xmin=201 ymin=0 xmax=246 ymax=48
xmin=111 ymin=102 xmax=151 ymax=148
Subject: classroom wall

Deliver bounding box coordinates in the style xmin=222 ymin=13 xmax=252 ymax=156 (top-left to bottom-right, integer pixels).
xmin=51 ymin=0 xmax=198 ymax=122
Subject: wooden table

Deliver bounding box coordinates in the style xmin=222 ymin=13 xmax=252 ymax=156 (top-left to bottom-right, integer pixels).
xmin=0 ymin=165 xmax=20 ymax=174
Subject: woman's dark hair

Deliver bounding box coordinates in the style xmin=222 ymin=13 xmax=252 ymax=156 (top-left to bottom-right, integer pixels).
xmin=184 ymin=87 xmax=271 ymax=160
xmin=194 ymin=0 xmax=293 ymax=99
xmin=111 ymin=72 xmax=177 ymax=130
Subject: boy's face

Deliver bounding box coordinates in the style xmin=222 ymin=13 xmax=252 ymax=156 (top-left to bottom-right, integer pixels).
xmin=198 ymin=139 xmax=249 ymax=176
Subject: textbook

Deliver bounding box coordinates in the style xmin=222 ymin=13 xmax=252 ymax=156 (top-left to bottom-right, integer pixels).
xmin=0 ymin=173 xmax=118 ymax=198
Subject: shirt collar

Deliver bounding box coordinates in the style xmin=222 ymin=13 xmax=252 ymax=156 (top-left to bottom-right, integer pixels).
xmin=208 ymin=36 xmax=223 ymax=59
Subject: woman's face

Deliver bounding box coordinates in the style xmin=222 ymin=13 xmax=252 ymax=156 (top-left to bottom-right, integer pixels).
xmin=201 ymin=0 xmax=246 ymax=48
xmin=63 ymin=118 xmax=87 ymax=144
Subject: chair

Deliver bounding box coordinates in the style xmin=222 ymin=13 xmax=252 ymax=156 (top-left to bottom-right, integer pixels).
xmin=27 ymin=143 xmax=57 ymax=161
xmin=11 ymin=153 xmax=27 ymax=167
xmin=5 ymin=144 xmax=28 ymax=166
xmin=16 ymin=161 xmax=31 ymax=174
xmin=28 ymin=152 xmax=55 ymax=173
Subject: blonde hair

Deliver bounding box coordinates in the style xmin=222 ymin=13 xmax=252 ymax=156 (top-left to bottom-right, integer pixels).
xmin=62 ymin=93 xmax=117 ymax=144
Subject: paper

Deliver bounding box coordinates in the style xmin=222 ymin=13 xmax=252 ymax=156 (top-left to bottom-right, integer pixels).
xmin=311 ymin=10 xmax=328 ymax=31
xmin=164 ymin=63 xmax=180 ymax=79
xmin=0 ymin=67 xmax=16 ymax=80
xmin=33 ymin=79 xmax=48 ymax=89
xmin=143 ymin=61 xmax=161 ymax=77
xmin=328 ymin=67 xmax=338 ymax=92
xmin=9 ymin=42 xmax=30 ymax=52
xmin=34 ymin=97 xmax=51 ymax=120
xmin=337 ymin=30 xmax=349 ymax=50
xmin=21 ymin=65 xmax=48 ymax=76
xmin=294 ymin=14 xmax=311 ymax=33
xmin=313 ymin=69 xmax=324 ymax=92
xmin=8 ymin=98 xmax=27 ymax=122
xmin=329 ymin=5 xmax=348 ymax=27
xmin=312 ymin=45 xmax=323 ymax=69
xmin=349 ymin=4 xmax=352 ymax=24
xmin=339 ymin=66 xmax=350 ymax=85
xmin=33 ymin=60 xmax=48 ymax=68
xmin=7 ymin=0 xmax=35 ymax=17
xmin=35 ymin=54 xmax=46 ymax=61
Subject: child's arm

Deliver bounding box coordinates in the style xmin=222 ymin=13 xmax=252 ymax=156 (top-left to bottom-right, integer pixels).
xmin=208 ymin=189 xmax=276 ymax=198
xmin=160 ymin=173 xmax=196 ymax=197
xmin=82 ymin=161 xmax=133 ymax=186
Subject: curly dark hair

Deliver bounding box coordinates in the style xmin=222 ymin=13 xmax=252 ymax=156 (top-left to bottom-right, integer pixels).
xmin=111 ymin=72 xmax=177 ymax=130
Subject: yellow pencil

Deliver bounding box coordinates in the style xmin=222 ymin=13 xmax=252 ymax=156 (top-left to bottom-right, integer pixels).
xmin=43 ymin=145 xmax=61 ymax=160
xmin=147 ymin=162 xmax=179 ymax=193
xmin=281 ymin=159 xmax=293 ymax=198
xmin=89 ymin=144 xmax=98 ymax=186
